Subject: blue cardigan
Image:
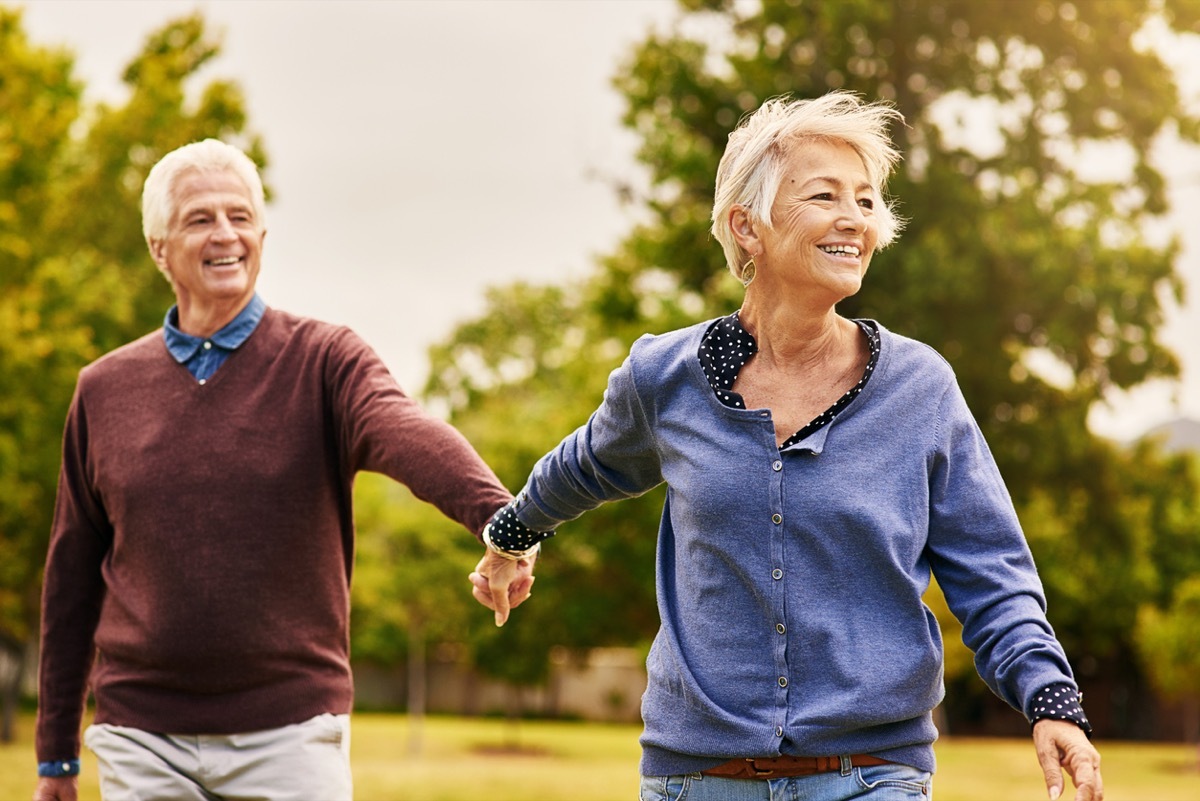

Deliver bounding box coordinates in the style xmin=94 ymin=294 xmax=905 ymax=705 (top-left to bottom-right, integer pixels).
xmin=511 ymin=319 xmax=1078 ymax=776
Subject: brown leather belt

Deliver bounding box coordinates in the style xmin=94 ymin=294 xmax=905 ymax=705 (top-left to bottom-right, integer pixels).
xmin=701 ymin=754 xmax=893 ymax=779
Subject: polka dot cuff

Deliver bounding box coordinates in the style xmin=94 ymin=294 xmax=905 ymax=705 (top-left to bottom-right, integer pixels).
xmin=484 ymin=502 xmax=554 ymax=554
xmin=1030 ymin=682 xmax=1092 ymax=736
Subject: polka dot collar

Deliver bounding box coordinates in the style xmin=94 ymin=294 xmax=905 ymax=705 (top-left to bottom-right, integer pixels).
xmin=698 ymin=313 xmax=880 ymax=450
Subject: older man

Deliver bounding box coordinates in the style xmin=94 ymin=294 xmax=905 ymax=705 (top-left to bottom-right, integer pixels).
xmin=33 ymin=139 xmax=519 ymax=801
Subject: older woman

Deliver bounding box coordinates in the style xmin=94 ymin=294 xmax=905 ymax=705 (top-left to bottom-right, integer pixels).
xmin=472 ymin=92 xmax=1102 ymax=801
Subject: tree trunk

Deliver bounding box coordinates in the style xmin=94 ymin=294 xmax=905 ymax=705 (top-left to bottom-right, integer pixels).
xmin=406 ymin=621 xmax=425 ymax=756
xmin=0 ymin=638 xmax=26 ymax=744
xmin=1184 ymin=696 xmax=1199 ymax=771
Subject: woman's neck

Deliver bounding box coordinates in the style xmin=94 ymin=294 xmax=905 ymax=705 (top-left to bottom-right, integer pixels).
xmin=738 ymin=293 xmax=855 ymax=371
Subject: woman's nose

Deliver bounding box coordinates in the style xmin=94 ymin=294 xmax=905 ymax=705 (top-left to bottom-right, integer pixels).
xmin=835 ymin=202 xmax=864 ymax=230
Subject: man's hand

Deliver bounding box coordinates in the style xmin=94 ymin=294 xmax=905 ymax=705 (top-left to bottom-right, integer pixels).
xmin=469 ymin=548 xmax=537 ymax=627
xmin=32 ymin=777 xmax=78 ymax=801
xmin=1033 ymin=719 xmax=1103 ymax=800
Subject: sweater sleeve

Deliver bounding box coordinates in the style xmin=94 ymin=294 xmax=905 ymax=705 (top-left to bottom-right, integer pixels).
xmin=924 ymin=379 xmax=1079 ymax=718
xmin=513 ymin=348 xmax=664 ymax=532
xmin=324 ymin=327 xmax=511 ymax=539
xmin=36 ymin=382 xmax=111 ymax=763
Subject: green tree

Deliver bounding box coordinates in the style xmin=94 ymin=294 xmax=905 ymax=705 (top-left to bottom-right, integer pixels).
xmin=425 ymin=0 xmax=1200 ymax=736
xmin=424 ymin=282 xmax=674 ymax=689
xmin=1136 ymin=574 xmax=1200 ymax=757
xmin=350 ymin=472 xmax=484 ymax=751
xmin=0 ymin=8 xmax=265 ymax=741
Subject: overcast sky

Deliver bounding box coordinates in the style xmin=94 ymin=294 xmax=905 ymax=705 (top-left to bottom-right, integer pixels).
xmin=17 ymin=0 xmax=1200 ymax=440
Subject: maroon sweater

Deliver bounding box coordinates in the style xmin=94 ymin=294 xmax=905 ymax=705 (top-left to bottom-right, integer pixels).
xmin=37 ymin=308 xmax=511 ymax=761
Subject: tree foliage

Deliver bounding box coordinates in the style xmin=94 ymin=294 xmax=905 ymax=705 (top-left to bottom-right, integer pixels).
xmin=0 ymin=7 xmax=265 ymax=738
xmin=1136 ymin=565 xmax=1200 ymax=747
xmin=351 ymin=473 xmax=482 ymax=666
xmin=1137 ymin=576 xmax=1200 ymax=701
xmin=423 ymin=0 xmax=1200 ymax=736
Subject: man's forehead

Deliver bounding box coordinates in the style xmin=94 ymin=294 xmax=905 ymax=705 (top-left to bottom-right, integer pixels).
xmin=173 ymin=170 xmax=255 ymax=212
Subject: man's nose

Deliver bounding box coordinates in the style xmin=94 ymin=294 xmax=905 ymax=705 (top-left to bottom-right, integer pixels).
xmin=211 ymin=215 xmax=238 ymax=240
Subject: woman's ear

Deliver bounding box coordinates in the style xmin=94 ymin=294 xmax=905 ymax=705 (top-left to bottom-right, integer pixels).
xmin=729 ymin=205 xmax=760 ymax=252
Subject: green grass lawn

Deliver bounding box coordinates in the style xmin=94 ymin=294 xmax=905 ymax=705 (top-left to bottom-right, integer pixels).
xmin=2 ymin=711 xmax=1196 ymax=800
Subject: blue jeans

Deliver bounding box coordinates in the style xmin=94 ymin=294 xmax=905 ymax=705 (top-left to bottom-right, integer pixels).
xmin=639 ymin=763 xmax=932 ymax=801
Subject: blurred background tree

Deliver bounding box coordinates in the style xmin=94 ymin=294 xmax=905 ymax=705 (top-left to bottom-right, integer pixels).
xmin=1136 ymin=574 xmax=1200 ymax=758
xmin=425 ymin=0 xmax=1200 ymax=738
xmin=0 ymin=8 xmax=266 ymax=741
xmin=6 ymin=0 xmax=1200 ymax=747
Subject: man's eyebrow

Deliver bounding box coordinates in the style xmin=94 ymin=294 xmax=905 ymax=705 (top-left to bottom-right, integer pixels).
xmin=179 ymin=200 xmax=254 ymax=218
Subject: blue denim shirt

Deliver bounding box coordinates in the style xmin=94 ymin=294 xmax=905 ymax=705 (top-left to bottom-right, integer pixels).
xmin=163 ymin=294 xmax=266 ymax=382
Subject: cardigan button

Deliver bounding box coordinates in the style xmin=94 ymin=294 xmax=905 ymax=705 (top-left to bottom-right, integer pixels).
xmin=772 ymin=460 xmax=783 ymax=471
xmin=772 ymin=568 xmax=783 ymax=580
xmin=771 ymin=513 xmax=782 ymax=524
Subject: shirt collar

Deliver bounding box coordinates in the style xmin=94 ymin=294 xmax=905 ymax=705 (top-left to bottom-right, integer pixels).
xmin=163 ymin=293 xmax=266 ymax=364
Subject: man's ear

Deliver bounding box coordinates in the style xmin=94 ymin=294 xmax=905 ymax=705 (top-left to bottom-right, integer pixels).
xmin=148 ymin=238 xmax=170 ymax=277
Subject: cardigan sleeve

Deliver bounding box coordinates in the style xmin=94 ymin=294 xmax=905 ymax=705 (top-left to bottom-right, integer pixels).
xmin=323 ymin=327 xmax=511 ymax=539
xmin=513 ymin=347 xmax=665 ymax=532
xmin=923 ymin=379 xmax=1079 ymax=718
xmin=36 ymin=381 xmax=111 ymax=763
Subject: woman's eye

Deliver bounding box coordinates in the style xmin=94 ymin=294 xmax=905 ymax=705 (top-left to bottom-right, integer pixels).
xmin=858 ymin=198 xmax=874 ymax=209
xmin=811 ymin=193 xmax=834 ymax=201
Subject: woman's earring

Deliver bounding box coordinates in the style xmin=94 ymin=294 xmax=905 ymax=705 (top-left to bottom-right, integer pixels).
xmin=741 ymin=255 xmax=757 ymax=287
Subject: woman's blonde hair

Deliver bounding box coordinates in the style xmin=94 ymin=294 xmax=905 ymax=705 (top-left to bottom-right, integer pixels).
xmin=711 ymin=92 xmax=905 ymax=282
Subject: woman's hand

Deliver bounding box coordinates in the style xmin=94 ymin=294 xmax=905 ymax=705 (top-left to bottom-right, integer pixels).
xmin=469 ymin=548 xmax=537 ymax=627
xmin=1033 ymin=719 xmax=1103 ymax=800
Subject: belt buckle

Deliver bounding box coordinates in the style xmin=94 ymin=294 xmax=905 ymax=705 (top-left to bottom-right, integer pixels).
xmin=746 ymin=758 xmax=775 ymax=777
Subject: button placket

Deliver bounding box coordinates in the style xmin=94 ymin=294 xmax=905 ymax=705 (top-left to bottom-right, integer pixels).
xmin=767 ymin=447 xmax=791 ymax=731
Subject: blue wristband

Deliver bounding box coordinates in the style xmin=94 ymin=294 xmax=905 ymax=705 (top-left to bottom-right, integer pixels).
xmin=38 ymin=759 xmax=80 ymax=778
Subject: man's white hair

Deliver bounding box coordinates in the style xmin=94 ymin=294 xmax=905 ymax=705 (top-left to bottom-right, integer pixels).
xmin=141 ymin=138 xmax=266 ymax=245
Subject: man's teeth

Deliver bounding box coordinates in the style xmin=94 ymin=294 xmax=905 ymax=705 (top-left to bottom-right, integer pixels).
xmin=820 ymin=245 xmax=860 ymax=257
xmin=208 ymin=256 xmax=240 ymax=266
